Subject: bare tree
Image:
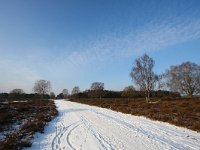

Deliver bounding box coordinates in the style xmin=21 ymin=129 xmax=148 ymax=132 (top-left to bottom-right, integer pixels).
xmin=33 ymin=80 xmax=51 ymax=98
xmin=62 ymin=89 xmax=68 ymax=99
xmin=50 ymin=92 xmax=56 ymax=99
xmin=130 ymin=54 xmax=158 ymax=102
xmin=71 ymin=86 xmax=80 ymax=95
xmin=123 ymin=85 xmax=136 ymax=91
xmin=10 ymin=89 xmax=25 ymax=94
xmin=90 ymin=82 xmax=104 ymax=99
xmin=166 ymin=61 xmax=200 ymax=97
xmin=121 ymin=85 xmax=136 ymax=98
xmin=91 ymin=82 xmax=104 ymax=90
xmin=9 ymin=89 xmax=25 ymax=100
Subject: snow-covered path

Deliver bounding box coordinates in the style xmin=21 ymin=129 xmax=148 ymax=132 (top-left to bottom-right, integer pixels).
xmin=26 ymin=100 xmax=200 ymax=150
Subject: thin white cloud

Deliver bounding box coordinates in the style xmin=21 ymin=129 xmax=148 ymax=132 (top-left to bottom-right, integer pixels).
xmin=125 ymin=19 xmax=200 ymax=55
xmin=2 ymin=18 xmax=200 ymax=93
xmin=63 ymin=18 xmax=200 ymax=69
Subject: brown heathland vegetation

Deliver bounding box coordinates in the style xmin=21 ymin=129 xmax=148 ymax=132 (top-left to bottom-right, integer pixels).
xmin=69 ymin=97 xmax=200 ymax=132
xmin=0 ymin=100 xmax=58 ymax=150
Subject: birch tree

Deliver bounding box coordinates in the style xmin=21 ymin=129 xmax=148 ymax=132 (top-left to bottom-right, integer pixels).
xmin=166 ymin=61 xmax=200 ymax=96
xmin=33 ymin=80 xmax=51 ymax=98
xmin=130 ymin=54 xmax=158 ymax=102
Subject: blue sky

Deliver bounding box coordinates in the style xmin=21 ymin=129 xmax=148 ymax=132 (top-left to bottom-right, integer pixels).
xmin=0 ymin=0 xmax=200 ymax=94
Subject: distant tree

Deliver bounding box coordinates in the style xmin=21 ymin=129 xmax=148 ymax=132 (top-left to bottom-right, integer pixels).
xmin=0 ymin=93 xmax=9 ymax=101
xmin=10 ymin=89 xmax=24 ymax=94
xmin=9 ymin=89 xmax=25 ymax=100
xmin=62 ymin=89 xmax=68 ymax=99
xmin=56 ymin=93 xmax=64 ymax=99
xmin=71 ymin=86 xmax=80 ymax=98
xmin=78 ymin=90 xmax=89 ymax=98
xmin=103 ymin=90 xmax=122 ymax=98
xmin=123 ymin=85 xmax=136 ymax=91
xmin=130 ymin=54 xmax=158 ymax=102
xmin=166 ymin=61 xmax=200 ymax=97
xmin=50 ymin=92 xmax=56 ymax=99
xmin=71 ymin=86 xmax=80 ymax=95
xmin=33 ymin=80 xmax=51 ymax=98
xmin=90 ymin=82 xmax=104 ymax=98
xmin=91 ymin=82 xmax=104 ymax=90
xmin=121 ymin=86 xmax=136 ymax=98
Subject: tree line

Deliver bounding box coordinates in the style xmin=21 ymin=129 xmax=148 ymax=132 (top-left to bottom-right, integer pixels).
xmin=61 ymin=82 xmax=180 ymax=99
xmin=0 ymin=81 xmax=179 ymax=101
xmin=0 ymin=53 xmax=199 ymax=101
xmin=69 ymin=54 xmax=199 ymax=100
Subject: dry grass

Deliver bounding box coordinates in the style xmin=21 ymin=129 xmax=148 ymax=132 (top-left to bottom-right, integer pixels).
xmin=70 ymin=97 xmax=200 ymax=132
xmin=0 ymin=100 xmax=58 ymax=150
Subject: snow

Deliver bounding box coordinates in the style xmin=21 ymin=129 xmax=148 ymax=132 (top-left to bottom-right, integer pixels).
xmin=25 ymin=100 xmax=200 ymax=150
xmin=12 ymin=100 xmax=28 ymax=103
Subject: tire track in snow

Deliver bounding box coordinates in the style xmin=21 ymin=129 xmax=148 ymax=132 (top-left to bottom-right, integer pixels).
xmin=81 ymin=116 xmax=116 ymax=150
xmin=51 ymin=120 xmax=82 ymax=150
xmin=51 ymin=112 xmax=65 ymax=150
xmin=66 ymin=122 xmax=83 ymax=150
xmin=136 ymin=120 xmax=199 ymax=150
xmin=63 ymin=103 xmax=117 ymax=150
xmin=26 ymin=100 xmax=200 ymax=150
xmin=89 ymin=109 xmax=198 ymax=150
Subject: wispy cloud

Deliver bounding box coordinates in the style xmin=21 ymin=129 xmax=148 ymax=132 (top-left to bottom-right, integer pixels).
xmin=1 ymin=17 xmax=200 ymax=93
xmin=62 ymin=18 xmax=200 ymax=69
xmin=125 ymin=18 xmax=200 ymax=55
xmin=45 ymin=17 xmax=200 ymax=93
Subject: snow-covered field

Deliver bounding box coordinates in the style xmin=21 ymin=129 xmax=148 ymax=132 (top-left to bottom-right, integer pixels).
xmin=25 ymin=100 xmax=200 ymax=150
